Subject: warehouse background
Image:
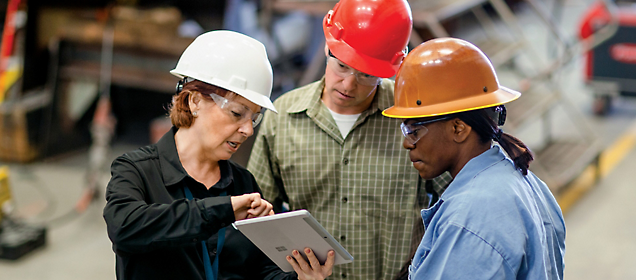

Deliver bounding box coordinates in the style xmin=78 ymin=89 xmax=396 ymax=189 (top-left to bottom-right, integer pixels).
xmin=0 ymin=0 xmax=635 ymax=279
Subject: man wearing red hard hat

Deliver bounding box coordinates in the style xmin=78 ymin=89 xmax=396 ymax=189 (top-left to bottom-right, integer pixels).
xmin=248 ymin=0 xmax=452 ymax=279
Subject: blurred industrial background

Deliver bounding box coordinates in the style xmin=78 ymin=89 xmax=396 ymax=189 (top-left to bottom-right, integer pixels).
xmin=0 ymin=0 xmax=634 ymax=279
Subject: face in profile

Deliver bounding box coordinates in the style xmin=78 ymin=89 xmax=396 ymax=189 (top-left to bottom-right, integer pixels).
xmin=402 ymin=117 xmax=455 ymax=180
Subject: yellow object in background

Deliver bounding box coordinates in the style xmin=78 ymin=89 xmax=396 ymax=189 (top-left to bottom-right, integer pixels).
xmin=0 ymin=66 xmax=22 ymax=103
xmin=0 ymin=166 xmax=13 ymax=221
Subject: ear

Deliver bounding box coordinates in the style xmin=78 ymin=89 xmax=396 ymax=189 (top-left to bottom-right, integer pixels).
xmin=451 ymin=119 xmax=471 ymax=143
xmin=188 ymin=91 xmax=202 ymax=112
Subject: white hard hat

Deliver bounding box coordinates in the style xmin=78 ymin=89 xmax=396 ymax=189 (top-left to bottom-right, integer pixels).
xmin=170 ymin=30 xmax=277 ymax=113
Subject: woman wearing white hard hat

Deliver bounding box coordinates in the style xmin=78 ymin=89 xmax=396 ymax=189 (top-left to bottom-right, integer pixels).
xmin=103 ymin=30 xmax=334 ymax=280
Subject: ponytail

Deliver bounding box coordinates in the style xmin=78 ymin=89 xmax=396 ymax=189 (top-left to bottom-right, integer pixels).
xmin=496 ymin=130 xmax=534 ymax=175
xmin=454 ymin=106 xmax=534 ymax=175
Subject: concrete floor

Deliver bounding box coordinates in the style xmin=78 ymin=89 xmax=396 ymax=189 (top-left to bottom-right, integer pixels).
xmin=564 ymin=133 xmax=636 ymax=280
xmin=2 ymin=0 xmax=636 ymax=279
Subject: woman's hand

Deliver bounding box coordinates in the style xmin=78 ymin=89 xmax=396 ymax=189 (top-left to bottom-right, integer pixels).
xmin=230 ymin=193 xmax=274 ymax=221
xmin=287 ymin=248 xmax=335 ymax=280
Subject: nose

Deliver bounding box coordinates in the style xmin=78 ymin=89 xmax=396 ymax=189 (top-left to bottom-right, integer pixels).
xmin=342 ymin=74 xmax=358 ymax=91
xmin=237 ymin=120 xmax=254 ymax=137
xmin=403 ymin=137 xmax=414 ymax=150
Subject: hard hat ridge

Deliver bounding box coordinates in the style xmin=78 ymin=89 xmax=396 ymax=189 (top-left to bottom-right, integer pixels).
xmin=323 ymin=0 xmax=413 ymax=78
xmin=170 ymin=30 xmax=277 ymax=113
xmin=383 ymin=37 xmax=521 ymax=119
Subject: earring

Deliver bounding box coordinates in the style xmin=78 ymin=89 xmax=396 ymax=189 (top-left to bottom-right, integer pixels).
xmin=192 ymin=111 xmax=198 ymax=117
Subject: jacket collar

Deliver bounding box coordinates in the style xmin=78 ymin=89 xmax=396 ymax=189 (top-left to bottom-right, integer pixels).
xmin=421 ymin=146 xmax=507 ymax=227
xmin=441 ymin=145 xmax=506 ymax=200
xmin=156 ymin=126 xmax=234 ymax=190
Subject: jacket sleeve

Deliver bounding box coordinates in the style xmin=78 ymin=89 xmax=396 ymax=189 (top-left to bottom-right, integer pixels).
xmin=247 ymin=109 xmax=288 ymax=213
xmin=410 ymin=224 xmax=513 ymax=279
xmin=103 ymin=156 xmax=235 ymax=254
xmin=258 ymin=261 xmax=298 ymax=280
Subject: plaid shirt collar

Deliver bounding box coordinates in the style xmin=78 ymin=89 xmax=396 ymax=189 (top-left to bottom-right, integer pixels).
xmin=287 ymin=77 xmax=394 ymax=117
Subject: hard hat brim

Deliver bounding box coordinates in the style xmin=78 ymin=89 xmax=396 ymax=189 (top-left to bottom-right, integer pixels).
xmin=326 ymin=39 xmax=400 ymax=78
xmin=170 ymin=70 xmax=278 ymax=114
xmin=382 ymin=86 xmax=521 ymax=119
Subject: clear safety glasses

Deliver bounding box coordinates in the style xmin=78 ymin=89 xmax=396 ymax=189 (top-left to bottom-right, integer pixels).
xmin=327 ymin=56 xmax=382 ymax=86
xmin=209 ymin=93 xmax=263 ymax=127
xmin=400 ymin=117 xmax=450 ymax=145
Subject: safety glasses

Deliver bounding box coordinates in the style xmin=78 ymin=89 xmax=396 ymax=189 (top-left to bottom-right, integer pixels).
xmin=209 ymin=93 xmax=263 ymax=127
xmin=327 ymin=56 xmax=382 ymax=86
xmin=400 ymin=117 xmax=450 ymax=145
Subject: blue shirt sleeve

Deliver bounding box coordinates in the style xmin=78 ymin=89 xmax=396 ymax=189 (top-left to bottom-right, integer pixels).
xmin=410 ymin=223 xmax=515 ymax=280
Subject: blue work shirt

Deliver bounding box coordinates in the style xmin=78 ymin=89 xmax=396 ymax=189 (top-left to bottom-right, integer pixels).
xmin=409 ymin=146 xmax=566 ymax=279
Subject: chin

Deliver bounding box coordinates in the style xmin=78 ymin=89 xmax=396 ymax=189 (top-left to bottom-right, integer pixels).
xmin=420 ymin=169 xmax=446 ymax=180
xmin=215 ymin=151 xmax=233 ymax=161
xmin=222 ymin=153 xmax=234 ymax=160
xmin=414 ymin=165 xmax=436 ymax=180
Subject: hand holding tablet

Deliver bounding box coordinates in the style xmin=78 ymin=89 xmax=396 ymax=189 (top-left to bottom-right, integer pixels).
xmin=232 ymin=210 xmax=354 ymax=272
xmin=287 ymin=247 xmax=336 ymax=280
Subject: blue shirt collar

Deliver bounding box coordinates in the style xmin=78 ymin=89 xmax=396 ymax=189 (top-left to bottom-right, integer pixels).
xmin=421 ymin=146 xmax=508 ymax=226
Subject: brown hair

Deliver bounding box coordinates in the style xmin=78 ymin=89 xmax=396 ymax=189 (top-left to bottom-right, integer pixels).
xmin=168 ymin=80 xmax=231 ymax=128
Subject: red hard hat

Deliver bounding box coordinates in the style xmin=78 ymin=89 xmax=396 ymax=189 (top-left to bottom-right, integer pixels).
xmin=323 ymin=0 xmax=413 ymax=78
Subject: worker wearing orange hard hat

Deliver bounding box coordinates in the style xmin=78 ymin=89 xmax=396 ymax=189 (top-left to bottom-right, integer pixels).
xmin=248 ymin=0 xmax=452 ymax=279
xmin=383 ymin=37 xmax=565 ymax=279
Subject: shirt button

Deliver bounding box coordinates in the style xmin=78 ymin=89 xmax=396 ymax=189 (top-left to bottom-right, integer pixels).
xmin=212 ymin=248 xmax=217 ymax=255
xmin=193 ymin=238 xmax=198 ymax=242
xmin=342 ymin=158 xmax=349 ymax=165
xmin=342 ymin=197 xmax=348 ymax=203
xmin=341 ymin=273 xmax=347 ymax=278
xmin=340 ymin=235 xmax=346 ymax=241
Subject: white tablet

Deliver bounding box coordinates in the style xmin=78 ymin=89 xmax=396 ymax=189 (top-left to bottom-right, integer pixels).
xmin=232 ymin=209 xmax=354 ymax=272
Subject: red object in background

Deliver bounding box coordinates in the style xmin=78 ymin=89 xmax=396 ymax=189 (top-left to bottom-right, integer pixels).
xmin=578 ymin=1 xmax=636 ymax=81
xmin=578 ymin=1 xmax=636 ymax=115
xmin=0 ymin=0 xmax=23 ymax=101
xmin=579 ymin=1 xmax=612 ymax=40
xmin=0 ymin=0 xmax=22 ymax=70
xmin=578 ymin=1 xmax=611 ymax=81
xmin=610 ymin=43 xmax=636 ymax=64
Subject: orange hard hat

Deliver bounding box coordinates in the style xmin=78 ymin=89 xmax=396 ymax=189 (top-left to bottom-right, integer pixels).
xmin=323 ymin=0 xmax=413 ymax=78
xmin=383 ymin=37 xmax=521 ymax=119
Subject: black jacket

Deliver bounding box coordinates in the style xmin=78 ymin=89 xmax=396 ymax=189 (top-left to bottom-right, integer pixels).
xmin=103 ymin=127 xmax=295 ymax=279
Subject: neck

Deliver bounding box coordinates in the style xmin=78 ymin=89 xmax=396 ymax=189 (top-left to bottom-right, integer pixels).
xmin=175 ymin=128 xmax=221 ymax=188
xmin=450 ymin=137 xmax=490 ymax=178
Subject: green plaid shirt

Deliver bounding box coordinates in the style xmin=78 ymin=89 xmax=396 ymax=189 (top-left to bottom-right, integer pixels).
xmin=248 ymin=78 xmax=451 ymax=280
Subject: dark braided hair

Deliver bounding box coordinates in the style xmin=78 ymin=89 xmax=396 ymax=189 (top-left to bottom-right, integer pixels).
xmin=449 ymin=106 xmax=534 ymax=175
